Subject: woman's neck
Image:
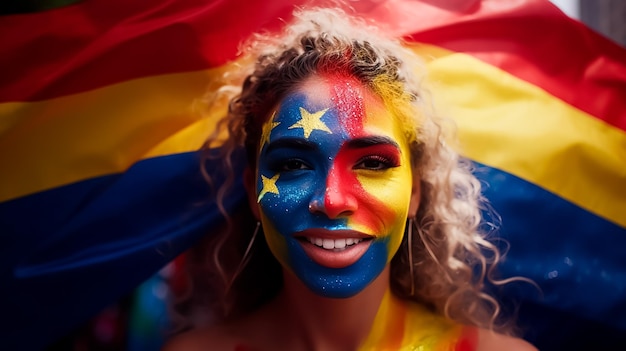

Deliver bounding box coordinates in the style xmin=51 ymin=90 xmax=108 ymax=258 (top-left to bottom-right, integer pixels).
xmin=265 ymin=267 xmax=391 ymax=351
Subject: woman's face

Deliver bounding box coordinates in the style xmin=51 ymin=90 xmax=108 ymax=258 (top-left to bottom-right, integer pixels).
xmin=250 ymin=73 xmax=420 ymax=298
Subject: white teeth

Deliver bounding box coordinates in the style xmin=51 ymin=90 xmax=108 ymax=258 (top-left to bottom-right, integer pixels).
xmin=335 ymin=239 xmax=346 ymax=249
xmin=307 ymin=237 xmax=363 ymax=250
xmin=322 ymin=239 xmax=334 ymax=249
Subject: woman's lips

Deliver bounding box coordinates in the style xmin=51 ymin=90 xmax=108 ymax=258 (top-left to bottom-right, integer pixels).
xmin=295 ymin=229 xmax=373 ymax=269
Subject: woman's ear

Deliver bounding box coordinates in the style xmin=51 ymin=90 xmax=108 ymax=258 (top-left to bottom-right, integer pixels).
xmin=244 ymin=167 xmax=261 ymax=220
xmin=408 ymin=172 xmax=421 ymax=218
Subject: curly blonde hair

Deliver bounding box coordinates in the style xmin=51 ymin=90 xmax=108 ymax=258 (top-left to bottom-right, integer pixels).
xmin=174 ymin=6 xmax=517 ymax=335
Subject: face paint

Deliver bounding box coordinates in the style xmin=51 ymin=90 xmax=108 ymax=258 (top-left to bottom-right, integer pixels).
xmin=255 ymin=74 xmax=414 ymax=298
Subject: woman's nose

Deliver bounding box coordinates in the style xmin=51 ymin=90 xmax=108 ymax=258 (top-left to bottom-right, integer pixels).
xmin=308 ymin=168 xmax=358 ymax=218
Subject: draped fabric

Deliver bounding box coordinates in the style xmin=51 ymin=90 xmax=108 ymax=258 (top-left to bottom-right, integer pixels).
xmin=1 ymin=0 xmax=624 ymax=349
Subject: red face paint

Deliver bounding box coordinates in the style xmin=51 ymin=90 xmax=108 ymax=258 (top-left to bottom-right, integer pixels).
xmin=330 ymin=73 xmax=366 ymax=137
xmin=326 ymin=73 xmax=397 ymax=233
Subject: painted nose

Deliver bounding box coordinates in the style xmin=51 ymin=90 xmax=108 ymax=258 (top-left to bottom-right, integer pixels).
xmin=309 ymin=168 xmax=358 ymax=218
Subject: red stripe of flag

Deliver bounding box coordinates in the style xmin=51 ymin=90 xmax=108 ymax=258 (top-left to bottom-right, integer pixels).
xmin=0 ymin=0 xmax=301 ymax=102
xmin=400 ymin=1 xmax=626 ymax=131
xmin=2 ymin=0 xmax=624 ymax=130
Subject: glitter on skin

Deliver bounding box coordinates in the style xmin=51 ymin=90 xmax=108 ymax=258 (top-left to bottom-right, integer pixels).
xmin=259 ymin=110 xmax=280 ymax=150
xmin=257 ymin=173 xmax=280 ymax=202
xmin=288 ymin=107 xmax=331 ymax=138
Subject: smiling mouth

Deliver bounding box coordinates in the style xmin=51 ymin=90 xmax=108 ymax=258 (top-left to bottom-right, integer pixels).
xmin=304 ymin=237 xmax=365 ymax=251
xmin=295 ymin=229 xmax=374 ymax=268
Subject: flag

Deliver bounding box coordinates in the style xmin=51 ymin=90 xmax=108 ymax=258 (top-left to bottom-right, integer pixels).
xmin=1 ymin=0 xmax=624 ymax=349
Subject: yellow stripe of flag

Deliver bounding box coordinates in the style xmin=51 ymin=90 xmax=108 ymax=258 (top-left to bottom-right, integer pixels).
xmin=414 ymin=44 xmax=626 ymax=228
xmin=0 ymin=64 xmax=237 ymax=202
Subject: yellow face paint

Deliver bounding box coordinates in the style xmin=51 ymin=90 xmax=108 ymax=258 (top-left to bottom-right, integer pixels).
xmin=350 ymin=91 xmax=415 ymax=262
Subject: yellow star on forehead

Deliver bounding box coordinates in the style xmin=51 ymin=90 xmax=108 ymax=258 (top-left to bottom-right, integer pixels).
xmin=257 ymin=173 xmax=280 ymax=202
xmin=260 ymin=110 xmax=280 ymax=150
xmin=288 ymin=107 xmax=331 ymax=138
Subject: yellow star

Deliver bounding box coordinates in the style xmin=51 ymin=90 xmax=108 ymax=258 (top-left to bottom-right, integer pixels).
xmin=259 ymin=110 xmax=280 ymax=150
xmin=288 ymin=107 xmax=331 ymax=138
xmin=257 ymin=173 xmax=280 ymax=202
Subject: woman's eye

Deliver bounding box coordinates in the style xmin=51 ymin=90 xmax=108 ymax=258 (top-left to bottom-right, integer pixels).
xmin=354 ymin=156 xmax=395 ymax=170
xmin=281 ymin=159 xmax=309 ymax=171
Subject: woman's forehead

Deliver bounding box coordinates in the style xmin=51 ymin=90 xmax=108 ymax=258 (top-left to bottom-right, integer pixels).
xmin=271 ymin=73 xmax=404 ymax=141
xmin=293 ymin=73 xmax=379 ymax=108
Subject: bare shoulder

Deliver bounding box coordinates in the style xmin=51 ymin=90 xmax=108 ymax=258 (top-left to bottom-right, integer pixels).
xmin=477 ymin=329 xmax=538 ymax=351
xmin=161 ymin=325 xmax=239 ymax=351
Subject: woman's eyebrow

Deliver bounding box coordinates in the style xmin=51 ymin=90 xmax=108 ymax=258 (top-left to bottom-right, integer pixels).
xmin=266 ymin=137 xmax=318 ymax=153
xmin=344 ymin=136 xmax=399 ymax=149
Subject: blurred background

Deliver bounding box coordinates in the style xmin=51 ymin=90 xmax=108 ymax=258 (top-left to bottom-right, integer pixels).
xmin=550 ymin=0 xmax=625 ymax=46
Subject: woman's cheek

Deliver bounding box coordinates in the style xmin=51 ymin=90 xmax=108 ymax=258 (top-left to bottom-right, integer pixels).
xmin=356 ymin=168 xmax=412 ymax=254
xmin=357 ymin=169 xmax=412 ymax=218
xmin=258 ymin=175 xmax=314 ymax=235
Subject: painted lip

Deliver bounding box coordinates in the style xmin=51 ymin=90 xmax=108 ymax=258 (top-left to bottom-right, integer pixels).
xmin=294 ymin=229 xmax=374 ymax=269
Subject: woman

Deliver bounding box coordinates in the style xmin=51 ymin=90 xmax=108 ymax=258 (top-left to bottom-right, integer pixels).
xmin=164 ymin=7 xmax=537 ymax=351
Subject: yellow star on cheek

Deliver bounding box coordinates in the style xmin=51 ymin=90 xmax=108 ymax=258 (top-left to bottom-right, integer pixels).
xmin=259 ymin=111 xmax=280 ymax=150
xmin=257 ymin=173 xmax=280 ymax=202
xmin=288 ymin=107 xmax=331 ymax=138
